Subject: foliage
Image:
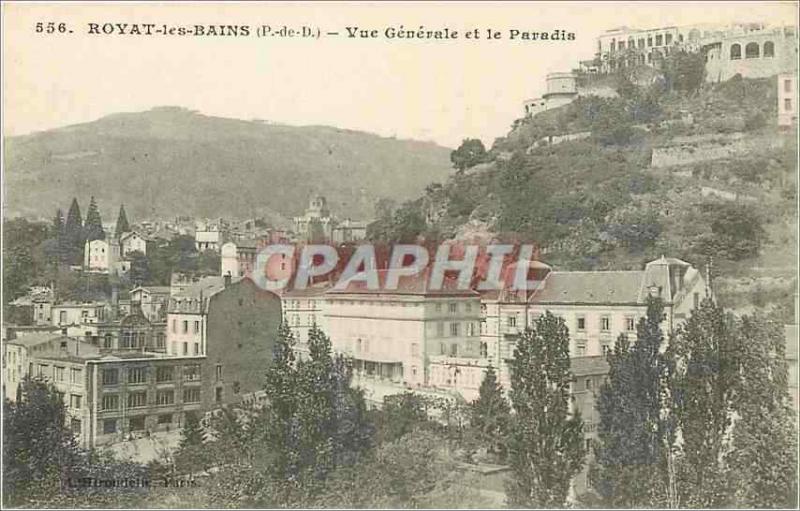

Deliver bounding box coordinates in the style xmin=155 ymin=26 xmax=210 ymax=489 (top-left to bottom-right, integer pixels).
xmin=2 ymin=218 xmax=50 ymax=300
xmin=83 ymin=196 xmax=105 ymax=242
xmin=664 ymin=50 xmax=706 ymax=93
xmin=63 ymin=197 xmax=84 ymax=265
xmin=126 ymin=250 xmax=150 ymax=286
xmin=470 ymin=365 xmax=511 ymax=459
xmin=377 ymin=392 xmax=433 ymax=443
xmin=725 ymin=314 xmax=798 ymax=508
xmin=115 ymin=204 xmax=130 ymax=235
xmin=451 ymin=138 xmax=488 ymax=172
xmin=591 ymin=297 xmax=674 ymax=507
xmin=506 ymin=312 xmax=585 ymax=507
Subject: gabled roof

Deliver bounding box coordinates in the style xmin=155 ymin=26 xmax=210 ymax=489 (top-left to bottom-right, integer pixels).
xmin=130 ymin=285 xmax=171 ymax=295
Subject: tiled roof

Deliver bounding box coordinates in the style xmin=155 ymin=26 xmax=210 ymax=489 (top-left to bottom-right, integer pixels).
xmin=571 ymin=356 xmax=610 ymax=376
xmin=328 ymin=268 xmax=478 ymax=297
xmin=532 ymin=271 xmax=645 ymax=305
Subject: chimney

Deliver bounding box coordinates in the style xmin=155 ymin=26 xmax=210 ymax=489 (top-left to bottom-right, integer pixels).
xmin=224 ymin=271 xmax=232 ymax=288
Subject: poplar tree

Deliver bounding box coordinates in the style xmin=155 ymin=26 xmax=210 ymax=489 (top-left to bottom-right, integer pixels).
xmin=506 ymin=312 xmax=585 ymax=508
xmin=668 ymin=297 xmax=737 ymax=508
xmin=591 ymin=297 xmax=673 ymax=508
xmin=115 ymin=204 xmax=130 ymax=236
xmin=83 ymin=196 xmax=105 ymax=242
xmin=470 ymin=365 xmax=511 ymax=459
xmin=725 ymin=314 xmax=797 ymax=508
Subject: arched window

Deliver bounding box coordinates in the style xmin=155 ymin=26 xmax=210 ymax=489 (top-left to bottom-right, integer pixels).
xmin=764 ymin=41 xmax=775 ymax=57
xmin=730 ymin=43 xmax=742 ymax=60
xmin=745 ymin=42 xmax=760 ymax=59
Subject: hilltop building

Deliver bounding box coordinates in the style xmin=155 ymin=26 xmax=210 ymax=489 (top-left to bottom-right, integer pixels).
xmin=293 ymin=194 xmax=368 ymax=244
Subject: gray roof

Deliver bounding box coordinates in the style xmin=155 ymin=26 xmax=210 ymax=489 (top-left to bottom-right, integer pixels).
xmin=532 ymin=271 xmax=644 ymax=305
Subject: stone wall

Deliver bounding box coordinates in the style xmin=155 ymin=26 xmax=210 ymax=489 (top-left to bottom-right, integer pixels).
xmin=650 ymin=132 xmax=785 ymax=168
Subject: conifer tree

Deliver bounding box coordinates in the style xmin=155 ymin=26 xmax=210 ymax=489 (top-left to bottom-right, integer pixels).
xmin=179 ymin=411 xmax=207 ymax=449
xmin=505 ymin=312 xmax=585 ymax=508
xmin=64 ymin=198 xmax=83 ymax=265
xmin=591 ymin=297 xmax=673 ymax=507
xmin=83 ymin=196 xmax=105 ymax=242
xmin=115 ymin=204 xmax=130 ymax=237
xmin=470 ymin=365 xmax=510 ymax=458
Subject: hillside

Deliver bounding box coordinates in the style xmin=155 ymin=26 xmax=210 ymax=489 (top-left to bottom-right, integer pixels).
xmin=369 ymin=75 xmax=797 ymax=316
xmin=2 ymin=107 xmax=453 ymax=221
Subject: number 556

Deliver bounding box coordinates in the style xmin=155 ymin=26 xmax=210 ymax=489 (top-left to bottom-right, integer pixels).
xmin=35 ymin=22 xmax=68 ymax=34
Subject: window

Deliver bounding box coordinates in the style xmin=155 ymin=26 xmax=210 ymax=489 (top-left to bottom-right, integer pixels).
xmin=102 ymin=368 xmax=119 ymax=386
xmin=158 ymin=414 xmax=172 ymax=424
xmin=101 ymin=394 xmax=119 ymax=410
xmin=128 ymin=367 xmax=147 ymax=384
xmin=104 ymin=334 xmax=113 ymax=349
xmin=70 ymin=368 xmax=82 ymax=384
xmin=70 ymin=394 xmax=82 ymax=409
xmin=194 ymin=343 xmax=199 ymax=355
xmin=745 ymin=42 xmax=760 ymax=59
xmin=129 ymin=416 xmax=145 ymax=431
xmin=127 ymin=392 xmax=147 ymax=408
xmin=638 ymin=38 xmax=644 ymax=48
xmin=156 ymin=366 xmax=174 ymax=383
xmin=450 ymin=343 xmax=459 ymax=357
xmin=436 ymin=322 xmax=444 ymax=337
xmin=71 ymin=419 xmax=81 ymax=434
xmin=448 ymin=303 xmax=457 ymax=314
xmin=585 ymin=438 xmax=592 ymax=451
xmin=184 ymin=364 xmax=201 ymax=381
xmin=172 ymin=319 xmax=176 ymax=333
xmin=54 ymin=366 xmax=65 ymax=382
xmin=647 ymin=36 xmax=652 ymax=47
xmin=764 ymin=41 xmax=775 ymax=57
xmin=600 ymin=316 xmax=610 ymax=332
xmin=440 ymin=342 xmax=447 ymax=355
xmin=156 ymin=333 xmax=165 ymax=349
xmin=103 ymin=419 xmax=117 ymax=434
xmin=182 ymin=343 xmax=188 ymax=355
xmin=216 ymin=364 xmax=223 ymax=382
xmin=156 ymin=390 xmax=174 ymax=405
xmin=601 ymin=344 xmax=612 ymax=355
xmin=507 ymin=315 xmax=516 ymax=328
xmin=193 ymin=321 xmax=200 ymax=333
xmin=411 ymin=343 xmax=420 ymax=356
xmin=182 ymin=321 xmax=188 ymax=334
xmin=465 ymin=303 xmax=472 ymax=313
xmin=585 ymin=378 xmax=592 ymax=390
xmin=665 ymin=33 xmax=672 ymax=45
xmin=480 ymin=342 xmax=488 ymax=358
xmin=215 ymin=387 xmax=223 ymax=403
xmin=784 ymin=79 xmax=792 ymax=93
xmin=183 ymin=388 xmax=201 ymax=403
xmin=626 ymin=317 xmax=636 ymax=332
xmin=576 ymin=343 xmax=587 ymax=356
xmin=450 ymin=322 xmax=460 ymax=336
xmin=59 ymin=311 xmax=67 ymax=324
xmin=577 ymin=316 xmax=586 ymax=331
xmin=730 ymin=43 xmax=741 ymax=60
xmin=618 ymin=40 xmax=625 ymax=50
xmin=785 ymin=98 xmax=792 ymax=111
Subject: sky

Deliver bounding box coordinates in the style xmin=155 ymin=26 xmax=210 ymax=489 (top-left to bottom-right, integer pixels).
xmin=3 ymin=1 xmax=797 ymax=148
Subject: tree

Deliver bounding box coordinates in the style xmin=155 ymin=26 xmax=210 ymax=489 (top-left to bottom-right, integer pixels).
xmin=591 ymin=297 xmax=673 ymax=508
xmin=64 ymin=198 xmax=84 ymax=265
xmin=3 ymin=378 xmax=83 ymax=506
xmin=179 ymin=410 xmax=206 ymax=449
xmin=725 ymin=314 xmax=798 ymax=508
xmin=126 ymin=250 xmax=150 ymax=286
xmin=378 ymin=392 xmax=431 ymax=443
xmin=664 ymin=50 xmax=706 ymax=93
xmin=450 ymin=138 xmax=487 ymax=172
xmin=668 ymin=297 xmax=738 ymax=508
xmin=470 ymin=365 xmax=511 ymax=459
xmin=506 ymin=312 xmax=585 ymax=508
xmin=115 ymin=204 xmax=130 ymax=236
xmin=83 ymin=196 xmax=105 ymax=242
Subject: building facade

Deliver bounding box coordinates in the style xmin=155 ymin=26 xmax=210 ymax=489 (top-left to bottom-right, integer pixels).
xmin=778 ymin=72 xmax=798 ymax=127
